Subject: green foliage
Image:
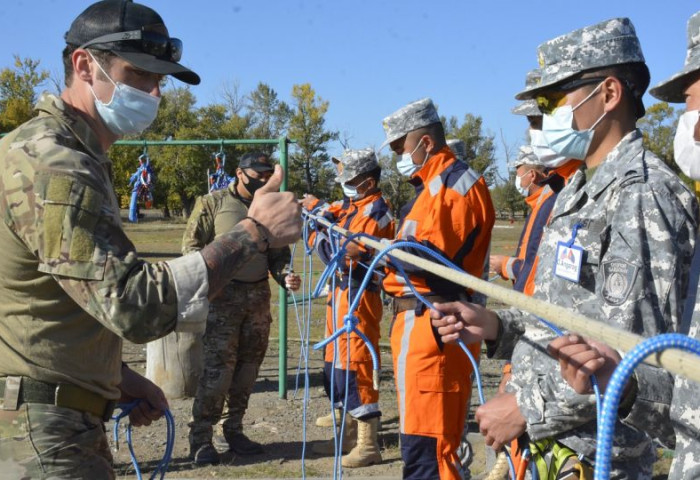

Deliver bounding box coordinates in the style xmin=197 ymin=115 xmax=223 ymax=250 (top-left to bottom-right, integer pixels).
xmin=378 ymin=154 xmax=414 ymax=217
xmin=443 ymin=113 xmax=497 ymax=185
xmin=0 ymin=56 xmax=49 ymax=132
xmin=287 ymin=83 xmax=339 ymax=197
xmin=246 ymin=82 xmax=292 ymax=155
xmin=638 ymin=102 xmax=695 ymax=188
xmin=490 ymin=172 xmax=527 ymax=218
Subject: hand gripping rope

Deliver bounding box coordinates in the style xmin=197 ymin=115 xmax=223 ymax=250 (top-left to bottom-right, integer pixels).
xmin=112 ymin=400 xmax=175 ymax=480
xmin=302 ymin=211 xmax=700 ymax=480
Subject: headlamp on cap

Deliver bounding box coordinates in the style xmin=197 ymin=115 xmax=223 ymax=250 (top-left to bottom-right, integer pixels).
xmin=80 ymin=28 xmax=183 ymax=63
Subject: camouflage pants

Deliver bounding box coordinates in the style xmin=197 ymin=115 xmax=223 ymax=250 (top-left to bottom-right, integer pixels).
xmin=189 ymin=280 xmax=272 ymax=449
xmin=0 ymin=403 xmax=113 ymax=479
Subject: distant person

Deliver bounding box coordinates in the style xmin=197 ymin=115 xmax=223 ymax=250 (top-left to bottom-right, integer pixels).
xmin=0 ymin=1 xmax=300 ymax=478
xmin=183 ymin=152 xmax=301 ymax=465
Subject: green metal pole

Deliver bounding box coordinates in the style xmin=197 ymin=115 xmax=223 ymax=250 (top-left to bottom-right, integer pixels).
xmin=278 ymin=136 xmax=289 ymax=399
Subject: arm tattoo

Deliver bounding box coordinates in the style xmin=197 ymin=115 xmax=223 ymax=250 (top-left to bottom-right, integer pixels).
xmin=200 ymin=225 xmax=258 ymax=299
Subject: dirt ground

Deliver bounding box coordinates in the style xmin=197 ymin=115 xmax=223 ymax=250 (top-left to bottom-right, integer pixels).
xmin=114 ymin=338 xmax=506 ymax=480
xmin=109 ymin=217 xmax=672 ymax=479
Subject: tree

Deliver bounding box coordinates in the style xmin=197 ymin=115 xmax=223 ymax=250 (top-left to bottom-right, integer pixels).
xmin=490 ymin=172 xmax=527 ymax=219
xmin=378 ymin=154 xmax=414 ymax=218
xmin=287 ymin=83 xmax=339 ymax=197
xmin=246 ymin=82 xmax=292 ymax=155
xmin=638 ymin=101 xmax=681 ymax=175
xmin=443 ymin=113 xmax=497 ymax=185
xmin=0 ymin=56 xmax=49 ymax=132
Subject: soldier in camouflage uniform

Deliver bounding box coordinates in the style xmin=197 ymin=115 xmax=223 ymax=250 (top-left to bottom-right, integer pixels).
xmin=184 ymin=152 xmax=301 ymax=465
xmin=430 ymin=18 xmax=699 ymax=479
xmin=549 ymin=11 xmax=700 ymax=480
xmin=0 ymin=2 xmax=301 ymax=478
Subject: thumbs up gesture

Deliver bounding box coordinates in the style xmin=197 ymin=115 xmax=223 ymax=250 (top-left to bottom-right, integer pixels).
xmin=247 ymin=165 xmax=302 ymax=248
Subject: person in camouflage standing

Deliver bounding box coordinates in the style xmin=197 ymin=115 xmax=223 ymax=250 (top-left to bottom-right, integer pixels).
xmin=184 ymin=151 xmax=301 ymax=465
xmin=0 ymin=2 xmax=301 ymax=478
xmin=549 ymin=11 xmax=700 ymax=480
xmin=430 ymin=18 xmax=699 ymax=479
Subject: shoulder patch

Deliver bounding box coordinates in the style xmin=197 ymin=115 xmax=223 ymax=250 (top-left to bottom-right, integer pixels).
xmin=602 ymin=259 xmax=639 ymax=306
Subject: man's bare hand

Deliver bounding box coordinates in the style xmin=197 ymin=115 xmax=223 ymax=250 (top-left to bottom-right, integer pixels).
xmin=301 ymin=193 xmax=320 ymax=211
xmin=285 ymin=273 xmax=301 ymax=291
xmin=247 ymin=165 xmax=302 ymax=248
xmin=429 ymin=301 xmax=501 ymax=344
xmin=547 ymin=334 xmax=622 ymax=394
xmin=118 ymin=365 xmax=169 ymax=427
xmin=475 ymin=392 xmax=527 ymax=451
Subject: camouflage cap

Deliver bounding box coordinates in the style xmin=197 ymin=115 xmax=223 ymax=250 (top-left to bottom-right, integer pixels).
xmin=512 ymin=69 xmax=542 ymax=116
xmin=650 ymin=11 xmax=700 ymax=103
xmin=333 ymin=148 xmax=380 ymax=183
xmin=508 ymin=145 xmax=544 ymax=169
xmin=515 ymin=18 xmax=646 ymax=100
xmin=380 ymin=98 xmax=441 ymax=149
xmin=446 ymin=139 xmax=466 ymax=161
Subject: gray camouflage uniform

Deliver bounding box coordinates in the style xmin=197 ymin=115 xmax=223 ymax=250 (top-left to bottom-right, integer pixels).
xmin=635 ymin=10 xmax=700 ymax=479
xmin=183 ymin=183 xmax=290 ymax=450
xmin=492 ymin=132 xmax=698 ymax=478
xmin=494 ymin=18 xmax=700 ymax=479
xmin=0 ymin=93 xmax=217 ymax=478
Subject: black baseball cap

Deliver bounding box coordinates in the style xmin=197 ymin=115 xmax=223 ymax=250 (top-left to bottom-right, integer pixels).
xmin=239 ymin=152 xmax=275 ymax=172
xmin=65 ymin=0 xmax=200 ymax=85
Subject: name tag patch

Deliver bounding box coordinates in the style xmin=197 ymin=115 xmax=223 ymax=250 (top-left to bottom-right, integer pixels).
xmin=554 ymin=242 xmax=584 ymax=283
xmin=602 ymin=259 xmax=638 ymax=306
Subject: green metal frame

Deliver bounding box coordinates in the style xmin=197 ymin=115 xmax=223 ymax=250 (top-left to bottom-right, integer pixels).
xmin=114 ymin=136 xmax=295 ymax=399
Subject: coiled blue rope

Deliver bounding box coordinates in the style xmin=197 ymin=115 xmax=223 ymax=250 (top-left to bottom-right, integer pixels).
xmin=112 ymin=400 xmax=175 ymax=480
xmin=594 ymin=333 xmax=700 ymax=480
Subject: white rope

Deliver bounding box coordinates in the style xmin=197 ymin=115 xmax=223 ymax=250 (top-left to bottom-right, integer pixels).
xmin=306 ymin=212 xmax=700 ymax=384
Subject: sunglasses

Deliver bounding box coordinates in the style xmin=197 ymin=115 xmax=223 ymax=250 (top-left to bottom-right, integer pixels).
xmin=535 ymin=77 xmax=606 ymax=114
xmin=80 ymin=29 xmax=183 ymax=63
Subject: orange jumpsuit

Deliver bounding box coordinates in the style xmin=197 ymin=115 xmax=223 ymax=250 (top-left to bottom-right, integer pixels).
xmin=383 ymin=147 xmax=495 ymax=479
xmin=308 ymin=192 xmax=394 ymax=418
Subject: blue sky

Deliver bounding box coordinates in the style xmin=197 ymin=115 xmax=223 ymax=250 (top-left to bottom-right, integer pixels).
xmin=1 ymin=1 xmax=697 ymax=175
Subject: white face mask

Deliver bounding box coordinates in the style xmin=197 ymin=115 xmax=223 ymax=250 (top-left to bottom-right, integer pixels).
xmin=541 ymin=82 xmax=606 ymax=160
xmin=529 ymin=129 xmax=568 ymax=167
xmin=515 ymin=170 xmax=533 ymax=197
xmin=88 ymin=53 xmax=161 ymax=136
xmin=674 ymin=110 xmax=700 ymax=180
xmin=341 ymin=178 xmax=369 ymax=199
xmin=396 ymin=139 xmax=428 ymax=177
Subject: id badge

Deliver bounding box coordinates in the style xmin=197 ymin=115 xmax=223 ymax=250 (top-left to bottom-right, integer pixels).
xmin=554 ymin=241 xmax=584 ymax=283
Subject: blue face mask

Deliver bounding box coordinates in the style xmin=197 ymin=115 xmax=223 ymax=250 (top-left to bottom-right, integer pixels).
xmin=541 ymin=83 xmax=606 ymax=160
xmin=88 ymin=53 xmax=161 ymax=136
xmin=396 ymin=139 xmax=428 ymax=177
xmin=529 ymin=129 xmax=567 ymax=167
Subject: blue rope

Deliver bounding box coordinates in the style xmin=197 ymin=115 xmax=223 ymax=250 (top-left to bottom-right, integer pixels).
xmin=112 ymin=400 xmax=175 ymax=480
xmin=594 ymin=333 xmax=700 ymax=480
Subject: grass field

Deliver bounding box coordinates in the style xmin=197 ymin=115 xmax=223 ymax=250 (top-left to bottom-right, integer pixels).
xmin=125 ymin=215 xmax=526 ymax=347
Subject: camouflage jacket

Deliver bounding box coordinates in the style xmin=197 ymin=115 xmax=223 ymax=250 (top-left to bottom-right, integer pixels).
xmin=0 ymin=93 xmax=220 ymax=399
xmin=181 ymin=183 xmax=291 ymax=286
xmin=491 ymin=131 xmax=699 ymax=461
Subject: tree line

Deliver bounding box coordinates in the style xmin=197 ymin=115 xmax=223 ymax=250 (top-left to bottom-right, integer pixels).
xmin=0 ymin=55 xmax=686 ymax=220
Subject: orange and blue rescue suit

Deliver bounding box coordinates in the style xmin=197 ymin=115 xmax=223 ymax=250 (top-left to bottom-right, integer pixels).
xmin=307 ymin=191 xmax=394 ymax=419
xmin=383 ymin=146 xmax=495 ymax=479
